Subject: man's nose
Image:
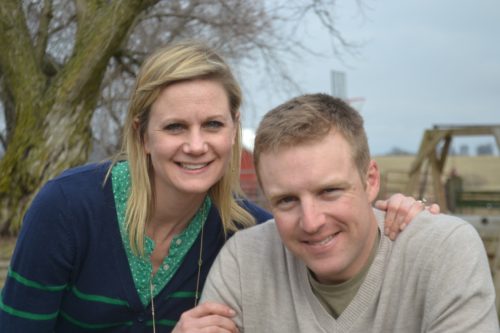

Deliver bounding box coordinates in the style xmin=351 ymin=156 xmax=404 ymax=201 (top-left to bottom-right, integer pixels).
xmin=299 ymin=199 xmax=325 ymax=234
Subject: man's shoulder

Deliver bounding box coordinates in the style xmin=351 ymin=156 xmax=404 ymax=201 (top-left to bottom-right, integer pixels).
xmin=386 ymin=210 xmax=483 ymax=257
xmin=406 ymin=211 xmax=476 ymax=238
xmin=376 ymin=209 xmax=476 ymax=240
xmin=228 ymin=220 xmax=282 ymax=253
xmin=235 ymin=219 xmax=279 ymax=239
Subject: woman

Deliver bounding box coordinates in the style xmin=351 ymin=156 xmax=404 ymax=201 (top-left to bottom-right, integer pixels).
xmin=0 ymin=41 xmax=432 ymax=333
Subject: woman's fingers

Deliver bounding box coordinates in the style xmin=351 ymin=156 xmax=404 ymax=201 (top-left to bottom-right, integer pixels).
xmin=173 ymin=302 xmax=239 ymax=333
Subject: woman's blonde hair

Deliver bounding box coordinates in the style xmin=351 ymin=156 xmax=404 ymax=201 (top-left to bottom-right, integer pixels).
xmin=113 ymin=40 xmax=255 ymax=254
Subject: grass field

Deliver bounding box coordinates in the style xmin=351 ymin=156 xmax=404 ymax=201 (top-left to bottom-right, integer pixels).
xmin=374 ymin=155 xmax=500 ymax=191
xmin=374 ymin=155 xmax=500 ymax=207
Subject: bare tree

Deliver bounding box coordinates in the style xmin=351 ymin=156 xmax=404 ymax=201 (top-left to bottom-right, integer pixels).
xmin=0 ymin=0 xmax=353 ymax=234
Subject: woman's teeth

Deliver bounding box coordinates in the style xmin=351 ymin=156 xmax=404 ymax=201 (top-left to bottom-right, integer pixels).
xmin=181 ymin=163 xmax=208 ymax=170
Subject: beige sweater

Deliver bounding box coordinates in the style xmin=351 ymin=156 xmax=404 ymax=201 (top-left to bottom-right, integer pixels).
xmin=201 ymin=210 xmax=499 ymax=332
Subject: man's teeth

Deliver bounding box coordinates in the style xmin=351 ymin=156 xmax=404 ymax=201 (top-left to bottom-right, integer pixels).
xmin=309 ymin=235 xmax=333 ymax=246
xmin=181 ymin=163 xmax=208 ymax=170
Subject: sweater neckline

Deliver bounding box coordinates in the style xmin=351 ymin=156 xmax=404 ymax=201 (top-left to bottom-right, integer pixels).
xmin=297 ymin=212 xmax=390 ymax=331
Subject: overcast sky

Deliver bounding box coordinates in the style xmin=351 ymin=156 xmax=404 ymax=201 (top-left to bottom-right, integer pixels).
xmin=242 ymin=0 xmax=500 ymax=156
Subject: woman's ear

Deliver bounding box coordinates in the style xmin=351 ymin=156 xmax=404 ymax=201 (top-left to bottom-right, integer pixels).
xmin=133 ymin=117 xmax=140 ymax=131
xmin=134 ymin=117 xmax=149 ymax=153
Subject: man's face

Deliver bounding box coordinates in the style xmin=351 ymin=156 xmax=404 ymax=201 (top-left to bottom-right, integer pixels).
xmin=258 ymin=131 xmax=380 ymax=284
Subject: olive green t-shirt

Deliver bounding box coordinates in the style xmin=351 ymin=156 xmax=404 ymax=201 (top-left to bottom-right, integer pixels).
xmin=309 ymin=231 xmax=380 ymax=318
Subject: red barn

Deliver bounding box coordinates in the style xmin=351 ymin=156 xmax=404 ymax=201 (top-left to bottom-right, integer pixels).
xmin=239 ymin=129 xmax=266 ymax=207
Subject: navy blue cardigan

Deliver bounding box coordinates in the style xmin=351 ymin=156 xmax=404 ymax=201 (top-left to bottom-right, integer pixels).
xmin=0 ymin=162 xmax=271 ymax=332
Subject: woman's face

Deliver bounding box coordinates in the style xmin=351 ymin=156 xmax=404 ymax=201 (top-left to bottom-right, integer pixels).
xmin=143 ymin=79 xmax=238 ymax=199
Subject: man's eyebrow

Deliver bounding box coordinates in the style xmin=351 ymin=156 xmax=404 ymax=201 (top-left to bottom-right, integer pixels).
xmin=266 ymin=192 xmax=288 ymax=202
xmin=264 ymin=187 xmax=293 ymax=201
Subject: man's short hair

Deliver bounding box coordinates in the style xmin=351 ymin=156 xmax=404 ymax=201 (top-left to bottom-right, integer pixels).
xmin=254 ymin=93 xmax=371 ymax=182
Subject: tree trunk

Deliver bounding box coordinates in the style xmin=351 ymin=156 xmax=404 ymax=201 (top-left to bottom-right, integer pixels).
xmin=0 ymin=0 xmax=159 ymax=234
xmin=0 ymin=101 xmax=94 ymax=235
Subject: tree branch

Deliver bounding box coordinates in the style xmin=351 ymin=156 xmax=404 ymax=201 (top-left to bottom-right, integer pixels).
xmin=34 ymin=0 xmax=53 ymax=66
xmin=113 ymin=51 xmax=142 ymax=77
xmin=0 ymin=72 xmax=15 ymax=147
xmin=0 ymin=0 xmax=45 ymax=104
xmin=54 ymin=0 xmax=160 ymax=106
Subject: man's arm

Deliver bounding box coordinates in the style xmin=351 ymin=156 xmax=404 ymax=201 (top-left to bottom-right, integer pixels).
xmin=200 ymin=236 xmax=244 ymax=330
xmin=426 ymin=221 xmax=498 ymax=332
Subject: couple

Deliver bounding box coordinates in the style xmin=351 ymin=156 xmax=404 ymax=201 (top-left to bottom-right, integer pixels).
xmin=0 ymin=40 xmax=496 ymax=332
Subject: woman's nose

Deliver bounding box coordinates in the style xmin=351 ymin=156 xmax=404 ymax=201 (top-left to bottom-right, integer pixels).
xmin=183 ymin=130 xmax=208 ymax=154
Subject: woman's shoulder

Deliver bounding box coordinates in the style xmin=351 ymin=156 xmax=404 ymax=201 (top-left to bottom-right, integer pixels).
xmin=55 ymin=161 xmax=111 ymax=182
xmin=33 ymin=161 xmax=113 ymax=211
xmin=237 ymin=199 xmax=272 ymax=223
xmin=22 ymin=161 xmax=116 ymax=240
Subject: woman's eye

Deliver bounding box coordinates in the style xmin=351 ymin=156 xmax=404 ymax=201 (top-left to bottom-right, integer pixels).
xmin=204 ymin=120 xmax=224 ymax=129
xmin=164 ymin=123 xmax=184 ymax=132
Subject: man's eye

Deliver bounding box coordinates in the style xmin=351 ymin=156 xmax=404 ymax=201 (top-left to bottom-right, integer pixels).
xmin=274 ymin=196 xmax=297 ymax=209
xmin=322 ymin=188 xmax=342 ymax=199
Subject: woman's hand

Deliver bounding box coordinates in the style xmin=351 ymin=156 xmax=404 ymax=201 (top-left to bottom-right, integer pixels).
xmin=375 ymin=193 xmax=440 ymax=240
xmin=172 ymin=302 xmax=239 ymax=333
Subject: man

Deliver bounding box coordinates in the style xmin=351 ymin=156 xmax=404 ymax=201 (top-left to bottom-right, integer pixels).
xmin=201 ymin=93 xmax=498 ymax=332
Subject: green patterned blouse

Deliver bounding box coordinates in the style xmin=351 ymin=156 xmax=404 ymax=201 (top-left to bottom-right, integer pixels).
xmin=111 ymin=161 xmax=211 ymax=306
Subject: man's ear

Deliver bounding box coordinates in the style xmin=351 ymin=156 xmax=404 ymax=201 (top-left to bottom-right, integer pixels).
xmin=365 ymin=159 xmax=381 ymax=202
